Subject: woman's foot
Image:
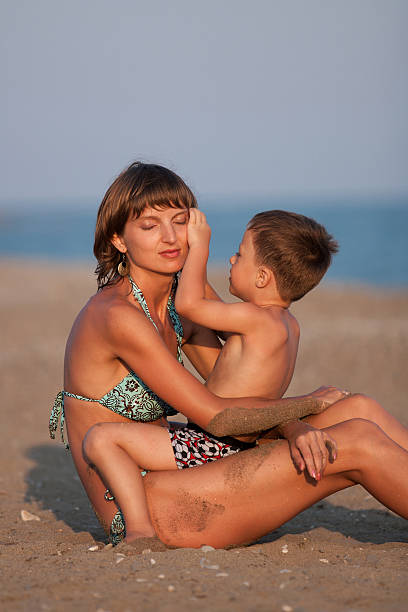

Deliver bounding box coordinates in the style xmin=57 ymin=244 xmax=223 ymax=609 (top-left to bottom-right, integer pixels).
xmin=116 ymin=535 xmax=168 ymax=553
xmin=125 ymin=528 xmax=156 ymax=544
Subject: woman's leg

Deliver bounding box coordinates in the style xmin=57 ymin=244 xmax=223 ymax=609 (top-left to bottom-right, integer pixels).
xmin=304 ymin=393 xmax=408 ymax=451
xmin=145 ymin=418 xmax=408 ymax=548
xmin=83 ymin=422 xmax=176 ymax=541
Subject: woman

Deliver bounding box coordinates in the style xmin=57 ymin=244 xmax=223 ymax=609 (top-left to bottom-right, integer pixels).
xmin=50 ymin=162 xmax=408 ymax=547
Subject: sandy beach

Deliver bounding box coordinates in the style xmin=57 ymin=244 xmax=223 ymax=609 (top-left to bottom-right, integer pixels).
xmin=1 ymin=259 xmax=407 ymax=612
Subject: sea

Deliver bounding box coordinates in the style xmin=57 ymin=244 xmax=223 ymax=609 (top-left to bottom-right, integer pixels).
xmin=0 ymin=197 xmax=407 ymax=288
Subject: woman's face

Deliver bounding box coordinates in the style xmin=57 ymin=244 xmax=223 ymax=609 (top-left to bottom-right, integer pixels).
xmin=114 ymin=205 xmax=189 ymax=275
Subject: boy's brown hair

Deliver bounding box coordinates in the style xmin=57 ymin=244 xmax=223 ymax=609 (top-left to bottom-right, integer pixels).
xmin=247 ymin=210 xmax=338 ymax=302
xmin=94 ymin=162 xmax=197 ymax=289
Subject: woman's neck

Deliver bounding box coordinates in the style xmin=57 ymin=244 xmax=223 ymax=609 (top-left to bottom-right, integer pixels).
xmin=126 ymin=266 xmax=175 ymax=320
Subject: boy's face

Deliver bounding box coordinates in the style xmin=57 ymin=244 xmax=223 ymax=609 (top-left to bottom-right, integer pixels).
xmin=229 ymin=230 xmax=259 ymax=300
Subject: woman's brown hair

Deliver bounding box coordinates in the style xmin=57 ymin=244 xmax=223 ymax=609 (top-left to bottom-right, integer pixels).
xmin=94 ymin=162 xmax=197 ymax=289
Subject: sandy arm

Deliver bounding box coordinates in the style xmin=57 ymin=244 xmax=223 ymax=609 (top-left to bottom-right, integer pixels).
xmin=205 ymin=396 xmax=326 ymax=437
xmin=106 ymin=303 xmax=344 ymax=437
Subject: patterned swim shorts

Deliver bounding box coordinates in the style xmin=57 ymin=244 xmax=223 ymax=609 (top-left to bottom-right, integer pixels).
xmin=168 ymin=423 xmax=256 ymax=469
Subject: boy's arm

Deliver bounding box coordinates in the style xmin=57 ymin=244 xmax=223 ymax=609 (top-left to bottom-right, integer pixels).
xmin=175 ymin=208 xmax=211 ymax=318
xmin=176 ymin=209 xmax=259 ymax=335
xmin=203 ymin=281 xmax=233 ymax=341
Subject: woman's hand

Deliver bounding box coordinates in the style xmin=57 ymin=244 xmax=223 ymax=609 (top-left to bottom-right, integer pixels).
xmin=308 ymin=386 xmax=351 ymax=413
xmin=187 ymin=209 xmax=211 ymax=249
xmin=278 ymin=419 xmax=337 ymax=481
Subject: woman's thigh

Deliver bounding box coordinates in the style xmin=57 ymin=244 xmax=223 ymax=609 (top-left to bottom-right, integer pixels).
xmin=145 ymin=422 xmax=367 ymax=548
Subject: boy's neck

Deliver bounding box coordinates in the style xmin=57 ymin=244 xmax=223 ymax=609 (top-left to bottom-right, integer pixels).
xmin=258 ymin=300 xmax=290 ymax=310
xmin=249 ymin=288 xmax=291 ymax=310
xmin=255 ymin=297 xmax=290 ymax=310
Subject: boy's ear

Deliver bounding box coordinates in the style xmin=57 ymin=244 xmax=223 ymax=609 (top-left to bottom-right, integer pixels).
xmin=111 ymin=233 xmax=126 ymax=253
xmin=255 ymin=266 xmax=273 ymax=288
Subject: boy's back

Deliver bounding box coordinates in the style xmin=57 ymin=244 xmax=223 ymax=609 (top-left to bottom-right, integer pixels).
xmin=205 ymin=304 xmax=300 ymax=400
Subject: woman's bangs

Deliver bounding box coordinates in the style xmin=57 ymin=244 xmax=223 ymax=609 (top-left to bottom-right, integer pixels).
xmin=135 ymin=187 xmax=195 ymax=218
xmin=125 ymin=168 xmax=197 ymax=220
xmin=126 ymin=195 xmax=183 ymax=221
xmin=151 ymin=198 xmax=189 ymax=211
xmin=153 ymin=180 xmax=195 ymax=211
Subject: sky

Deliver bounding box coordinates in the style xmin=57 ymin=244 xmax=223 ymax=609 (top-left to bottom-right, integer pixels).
xmin=1 ymin=0 xmax=407 ymax=206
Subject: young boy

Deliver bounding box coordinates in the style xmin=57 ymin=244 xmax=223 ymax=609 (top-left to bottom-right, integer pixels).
xmin=176 ymin=208 xmax=338 ymax=406
xmin=84 ymin=209 xmax=340 ymax=543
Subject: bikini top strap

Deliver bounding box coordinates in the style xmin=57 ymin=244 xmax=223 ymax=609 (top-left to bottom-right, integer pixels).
xmin=167 ymin=277 xmax=184 ymax=365
xmin=49 ymin=391 xmax=100 ymax=449
xmin=128 ymin=274 xmax=184 ymax=365
xmin=49 ymin=391 xmax=69 ymax=449
xmin=128 ymin=275 xmax=159 ymax=332
xmin=63 ymin=391 xmax=100 ymax=403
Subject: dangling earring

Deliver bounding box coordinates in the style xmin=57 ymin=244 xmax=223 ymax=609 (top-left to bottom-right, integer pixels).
xmin=117 ymin=253 xmax=128 ymax=277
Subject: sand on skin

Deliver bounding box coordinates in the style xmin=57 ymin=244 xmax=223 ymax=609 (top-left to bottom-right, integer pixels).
xmin=0 ymin=259 xmax=407 ymax=612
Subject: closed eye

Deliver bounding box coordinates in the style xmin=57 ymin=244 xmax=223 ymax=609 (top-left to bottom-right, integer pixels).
xmin=173 ymin=214 xmax=188 ymax=225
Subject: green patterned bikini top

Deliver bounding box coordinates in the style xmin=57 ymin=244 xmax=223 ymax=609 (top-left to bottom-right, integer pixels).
xmin=49 ymin=275 xmax=183 ymax=447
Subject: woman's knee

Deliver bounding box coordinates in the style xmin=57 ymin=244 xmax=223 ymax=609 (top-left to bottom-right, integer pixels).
xmin=82 ymin=423 xmax=110 ymax=464
xmin=340 ymin=417 xmax=386 ymax=455
xmin=339 ymin=393 xmax=380 ymax=421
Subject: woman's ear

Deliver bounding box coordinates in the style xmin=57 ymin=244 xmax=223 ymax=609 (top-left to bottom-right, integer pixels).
xmin=255 ymin=266 xmax=272 ymax=288
xmin=111 ymin=233 xmax=126 ymax=253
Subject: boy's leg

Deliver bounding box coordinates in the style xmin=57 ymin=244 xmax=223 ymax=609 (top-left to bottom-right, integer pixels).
xmin=303 ymin=393 xmax=408 ymax=451
xmin=83 ymin=423 xmax=177 ymax=541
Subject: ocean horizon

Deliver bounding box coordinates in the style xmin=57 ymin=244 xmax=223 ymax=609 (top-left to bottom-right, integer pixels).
xmin=1 ymin=197 xmax=407 ymax=288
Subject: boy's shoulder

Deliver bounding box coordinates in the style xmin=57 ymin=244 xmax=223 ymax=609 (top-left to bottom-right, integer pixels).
xmin=243 ymin=301 xmax=299 ymax=341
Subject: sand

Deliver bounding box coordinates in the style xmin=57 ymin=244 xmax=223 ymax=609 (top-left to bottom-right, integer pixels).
xmin=1 ymin=259 xmax=407 ymax=612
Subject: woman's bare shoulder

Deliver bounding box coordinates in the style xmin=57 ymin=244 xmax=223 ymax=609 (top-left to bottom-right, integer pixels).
xmin=69 ymin=285 xmax=146 ymax=345
xmin=100 ymin=290 xmax=150 ymax=334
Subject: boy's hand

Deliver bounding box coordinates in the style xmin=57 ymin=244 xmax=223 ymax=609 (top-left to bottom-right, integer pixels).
xmin=279 ymin=420 xmax=337 ymax=481
xmin=309 ymin=386 xmax=351 ymax=412
xmin=187 ymin=209 xmax=211 ymax=249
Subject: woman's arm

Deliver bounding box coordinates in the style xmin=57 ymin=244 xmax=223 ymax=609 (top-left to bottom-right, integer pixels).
xmin=105 ymin=302 xmax=345 ymax=436
xmin=180 ymin=317 xmax=222 ymax=380
xmin=203 ymin=393 xmax=337 ymax=437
